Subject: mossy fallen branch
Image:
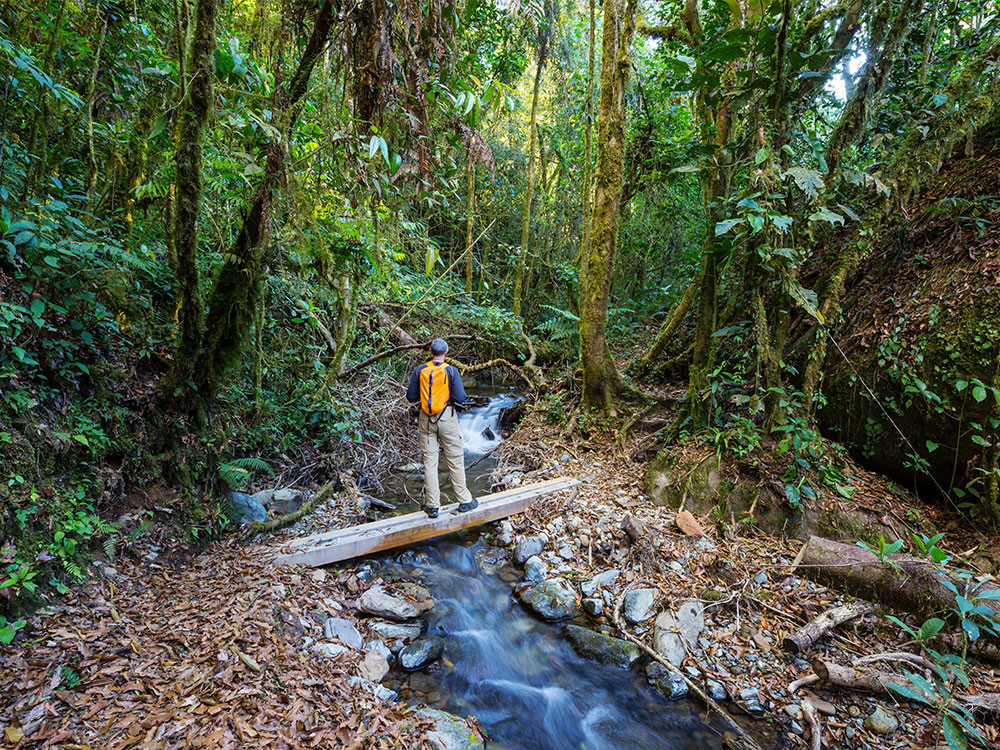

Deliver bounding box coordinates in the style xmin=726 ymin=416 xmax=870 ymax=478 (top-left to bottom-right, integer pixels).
xmin=251 ymin=478 xmax=338 ymax=533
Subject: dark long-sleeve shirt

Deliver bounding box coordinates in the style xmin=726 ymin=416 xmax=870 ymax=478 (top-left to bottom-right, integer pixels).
xmin=406 ymin=363 xmax=467 ymax=406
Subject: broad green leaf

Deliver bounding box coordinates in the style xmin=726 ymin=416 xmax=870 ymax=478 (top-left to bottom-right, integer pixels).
xmin=747 ymin=214 xmax=764 ymax=233
xmin=715 ymin=218 xmax=743 ymax=236
xmin=955 ymin=379 xmax=968 ymax=392
xmin=919 ymin=617 xmax=945 ymax=640
xmin=783 ymin=167 xmax=824 ymax=199
xmin=809 ymin=207 xmax=844 ymax=226
xmin=786 ymin=280 xmax=824 ymax=324
xmin=368 ymin=135 xmax=381 ymax=160
xmin=886 ymin=682 xmax=932 ymax=705
xmin=754 ymin=147 xmax=769 ymax=165
xmin=704 ymin=45 xmax=745 ymax=62
xmin=150 ymin=112 xmax=169 ymax=139
xmin=972 ymin=385 xmax=987 ymax=402
xmin=30 ymin=298 xmax=44 ymax=318
xmin=770 ymin=214 xmax=793 ymax=232
xmin=942 ymin=714 xmax=968 ymax=749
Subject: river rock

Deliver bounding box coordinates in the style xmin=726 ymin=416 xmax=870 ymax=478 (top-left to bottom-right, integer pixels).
xmin=400 ymin=636 xmax=445 ymax=670
xmin=311 ymin=642 xmax=350 ymax=659
xmin=623 ymin=588 xmax=658 ymax=624
xmin=357 ymin=650 xmax=390 ymax=682
xmin=416 ymin=708 xmax=485 ymax=750
xmin=675 ymin=600 xmax=705 ymax=650
xmin=523 ymin=556 xmax=548 ymax=582
xmin=519 ymin=580 xmax=579 ymax=621
xmin=358 ymin=586 xmax=418 ymax=621
xmin=496 ymin=520 xmax=514 ymax=546
xmin=864 ymin=706 xmax=899 ymax=734
xmin=705 ymin=679 xmax=728 ymax=702
xmin=366 ymin=640 xmax=393 ymax=660
xmin=565 ymin=624 xmax=641 ymax=668
xmin=582 ymin=597 xmax=603 ymax=616
xmin=371 ymin=620 xmax=422 ymax=640
xmin=397 ymin=582 xmax=435 ymax=613
xmin=514 ymin=536 xmax=545 ymax=566
xmin=324 ymin=617 xmax=363 ymax=649
xmin=653 ymin=611 xmax=687 ymax=667
xmin=646 ymin=662 xmax=689 ymax=700
xmin=581 ymin=569 xmax=620 ymax=597
xmin=228 ymin=492 xmax=268 ymax=524
xmin=348 ymin=675 xmax=398 ymax=703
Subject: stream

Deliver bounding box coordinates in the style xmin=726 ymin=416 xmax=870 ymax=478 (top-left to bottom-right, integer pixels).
xmin=376 ymin=390 xmax=723 ymax=749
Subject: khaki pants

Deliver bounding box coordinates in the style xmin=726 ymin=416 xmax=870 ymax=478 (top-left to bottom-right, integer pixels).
xmin=418 ymin=407 xmax=473 ymax=508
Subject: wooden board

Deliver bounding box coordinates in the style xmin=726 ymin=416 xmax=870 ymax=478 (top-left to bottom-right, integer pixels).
xmin=272 ymin=477 xmax=580 ymax=568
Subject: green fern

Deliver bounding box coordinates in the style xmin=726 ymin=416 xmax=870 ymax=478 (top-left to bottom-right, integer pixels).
xmin=219 ymin=456 xmax=274 ymax=489
xmin=62 ymin=559 xmax=83 ymax=579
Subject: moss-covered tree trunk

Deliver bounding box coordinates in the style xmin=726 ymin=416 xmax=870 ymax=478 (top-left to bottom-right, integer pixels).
xmin=163 ymin=0 xmax=217 ymax=395
xmin=579 ymin=0 xmax=636 ymax=412
xmin=634 ymin=276 xmax=696 ymax=377
xmin=576 ymin=0 xmax=597 ymax=300
xmin=512 ymin=34 xmax=548 ymax=318
xmin=176 ymin=0 xmax=336 ymax=402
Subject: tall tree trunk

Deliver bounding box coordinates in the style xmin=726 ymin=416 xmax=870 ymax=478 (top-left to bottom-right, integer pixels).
xmin=162 ymin=0 xmax=217 ymax=396
xmin=185 ymin=0 xmax=336 ymax=401
xmin=513 ymin=32 xmax=548 ymax=317
xmin=577 ymin=0 xmax=596 ymax=299
xmin=579 ymin=0 xmax=636 ymax=411
xmin=633 ymin=276 xmax=696 ymax=377
xmin=464 ymin=162 xmax=475 ymax=294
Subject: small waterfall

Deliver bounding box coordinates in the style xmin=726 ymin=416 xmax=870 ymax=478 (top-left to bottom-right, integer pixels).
xmin=458 ymin=392 xmax=521 ymax=456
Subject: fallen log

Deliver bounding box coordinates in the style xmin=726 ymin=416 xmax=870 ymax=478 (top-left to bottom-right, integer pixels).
xmin=782 ymin=602 xmax=872 ymax=654
xmin=794 ymin=536 xmax=1000 ymax=624
xmin=338 ymin=335 xmax=475 ymax=380
xmin=811 ymin=658 xmax=1000 ymax=718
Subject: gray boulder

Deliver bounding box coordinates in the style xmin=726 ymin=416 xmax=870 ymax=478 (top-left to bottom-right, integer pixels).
xmin=270 ymin=488 xmax=305 ymax=516
xmin=675 ymin=600 xmax=705 ymax=650
xmin=324 ymin=617 xmax=363 ymax=649
xmin=565 ymin=624 xmax=641 ymax=668
xmin=523 ymin=556 xmax=548 ymax=582
xmin=228 ymin=492 xmax=268 ymax=524
xmin=653 ymin=611 xmax=687 ymax=668
xmin=646 ymin=662 xmax=689 ymax=700
xmin=623 ymin=588 xmax=658 ymax=624
xmin=400 ymin=636 xmax=445 ymax=671
xmin=514 ymin=535 xmax=546 ymax=566
xmin=519 ymin=580 xmax=579 ymax=622
xmin=581 ymin=569 xmax=620 ymax=597
xmin=415 ymin=708 xmax=485 ymax=750
xmin=358 ymin=586 xmax=418 ymax=621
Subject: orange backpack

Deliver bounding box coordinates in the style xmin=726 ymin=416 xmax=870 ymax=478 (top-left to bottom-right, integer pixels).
xmin=419 ymin=362 xmax=451 ymax=417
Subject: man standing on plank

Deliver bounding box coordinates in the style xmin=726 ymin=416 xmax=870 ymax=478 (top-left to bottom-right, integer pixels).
xmin=406 ymin=338 xmax=479 ymax=518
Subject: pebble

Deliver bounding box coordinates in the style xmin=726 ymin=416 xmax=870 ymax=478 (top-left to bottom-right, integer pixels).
xmin=864 ymin=706 xmax=899 ymax=734
xmin=622 ymin=588 xmax=658 ymax=625
xmin=513 ymin=536 xmax=546 ymax=566
xmin=323 ymin=617 xmax=363 ymax=649
xmin=582 ymin=597 xmax=603 ymax=616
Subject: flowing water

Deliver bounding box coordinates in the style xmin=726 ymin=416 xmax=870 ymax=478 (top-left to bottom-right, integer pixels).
xmin=377 ymin=391 xmax=723 ymax=749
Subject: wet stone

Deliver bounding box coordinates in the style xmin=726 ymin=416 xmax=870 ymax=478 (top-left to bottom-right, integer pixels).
xmin=582 ymin=597 xmax=603 ymax=616
xmin=564 ymin=624 xmax=641 ymax=668
xmin=705 ymin=679 xmax=728 ymax=702
xmin=400 ymin=636 xmax=445 ymax=671
xmin=519 ymin=579 xmax=579 ymax=622
xmin=646 ymin=662 xmax=689 ymax=701
xmin=415 ymin=708 xmax=485 ymax=750
xmin=371 ymin=620 xmax=422 ymax=641
xmin=358 ymin=586 xmax=418 ymax=621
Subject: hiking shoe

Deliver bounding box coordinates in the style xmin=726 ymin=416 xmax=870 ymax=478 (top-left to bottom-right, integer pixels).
xmin=457 ymin=498 xmax=479 ymax=513
xmin=421 ymin=505 xmax=439 ymax=519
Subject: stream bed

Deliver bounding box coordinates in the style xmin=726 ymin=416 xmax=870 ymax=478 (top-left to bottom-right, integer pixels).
xmin=370 ymin=391 xmax=724 ymax=749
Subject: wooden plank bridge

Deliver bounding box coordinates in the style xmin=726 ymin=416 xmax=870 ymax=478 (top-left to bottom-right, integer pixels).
xmin=272 ymin=477 xmax=580 ymax=567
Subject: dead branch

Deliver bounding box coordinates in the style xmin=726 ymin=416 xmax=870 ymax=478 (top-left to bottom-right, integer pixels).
xmin=800 ymin=695 xmax=822 ymax=750
xmin=339 ymin=335 xmax=475 ymax=380
xmin=782 ymin=601 xmax=872 ymax=654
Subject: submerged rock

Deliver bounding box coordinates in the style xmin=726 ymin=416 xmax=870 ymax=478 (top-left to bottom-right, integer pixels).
xmin=623 ymin=588 xmax=658 ymax=624
xmin=519 ymin=579 xmax=579 ymax=622
xmin=646 ymin=662 xmax=689 ymax=700
xmin=358 ymin=586 xmax=418 ymax=621
xmin=564 ymin=624 xmax=641 ymax=668
xmin=400 ymin=636 xmax=445 ymax=671
xmin=415 ymin=708 xmax=485 ymax=750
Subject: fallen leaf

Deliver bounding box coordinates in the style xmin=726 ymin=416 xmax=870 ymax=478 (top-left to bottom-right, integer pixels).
xmin=675 ymin=510 xmax=705 ymax=537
